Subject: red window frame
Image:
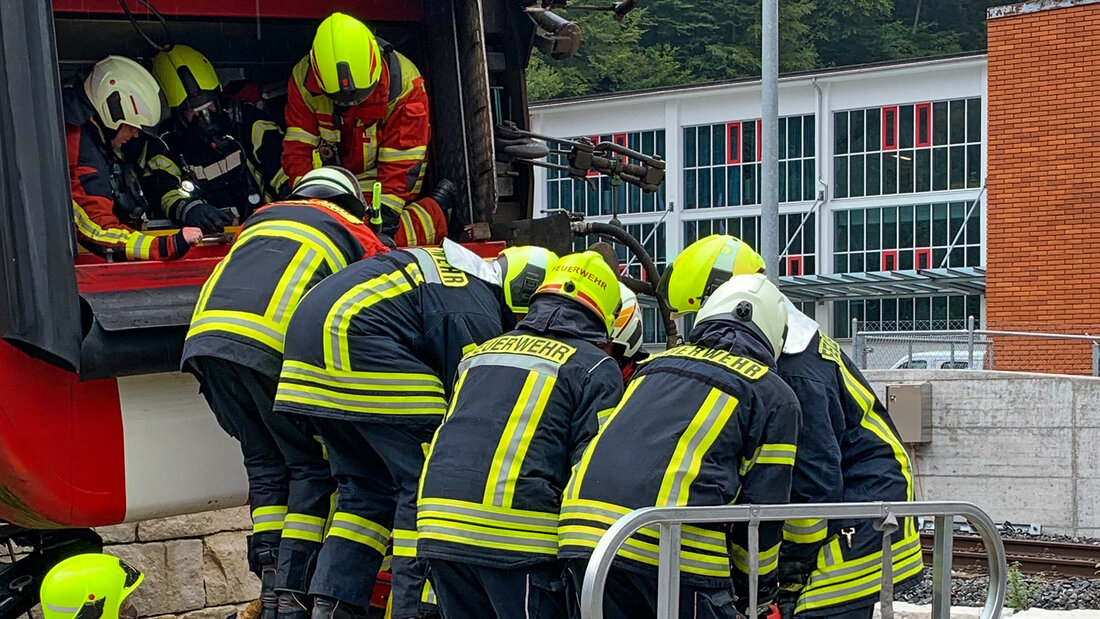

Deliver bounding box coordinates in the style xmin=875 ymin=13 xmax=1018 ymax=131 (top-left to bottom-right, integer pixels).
xmin=881 ymin=249 xmax=898 ymax=271
xmin=726 ymin=122 xmax=742 ymax=164
xmin=882 ymin=106 xmax=899 ymax=151
xmin=756 ymin=119 xmax=763 ymax=161
xmin=613 ymin=133 xmax=628 ymax=148
xmin=786 ymin=255 xmax=804 ymax=276
xmin=915 ymin=248 xmax=932 ymax=270
xmin=587 ymin=135 xmax=601 ymax=177
xmin=915 ymin=103 xmax=932 ymax=148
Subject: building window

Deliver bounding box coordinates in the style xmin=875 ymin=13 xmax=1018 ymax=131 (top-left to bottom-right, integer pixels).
xmin=833 ymin=202 xmax=981 ymax=274
xmin=683 ymin=212 xmax=817 ymax=276
xmin=547 ymin=130 xmax=666 ymax=217
xmin=833 ymin=98 xmax=981 ymax=199
xmin=833 ymin=294 xmax=982 ymax=337
xmin=683 ymin=115 xmax=816 ymax=209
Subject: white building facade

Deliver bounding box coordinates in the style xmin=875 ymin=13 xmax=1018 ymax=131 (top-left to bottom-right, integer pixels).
xmin=530 ymin=53 xmax=987 ymax=345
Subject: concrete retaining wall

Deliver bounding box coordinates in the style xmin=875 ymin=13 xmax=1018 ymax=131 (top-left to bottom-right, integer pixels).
xmin=866 ymin=370 xmax=1100 ymax=536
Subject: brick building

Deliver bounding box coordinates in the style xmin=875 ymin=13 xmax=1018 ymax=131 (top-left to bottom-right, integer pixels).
xmin=986 ymin=0 xmax=1100 ymax=374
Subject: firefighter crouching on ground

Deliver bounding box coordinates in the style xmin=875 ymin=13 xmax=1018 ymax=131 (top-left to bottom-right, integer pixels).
xmin=416 ymin=251 xmax=624 ymax=619
xmin=662 ymin=235 xmax=921 ymax=619
xmin=610 ymin=282 xmax=649 ymax=384
xmin=271 ymin=241 xmax=558 ymax=619
xmin=282 ymin=12 xmax=452 ymax=247
xmin=181 ymin=167 xmax=388 ymax=619
xmin=40 ymin=553 xmax=144 ymax=619
xmin=151 ymin=45 xmax=287 ymax=231
xmin=560 ymin=273 xmax=801 ymax=619
xmin=65 ymin=55 xmax=203 ymax=261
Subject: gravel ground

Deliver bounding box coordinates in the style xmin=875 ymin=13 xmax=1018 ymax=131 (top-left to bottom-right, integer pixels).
xmin=896 ymin=569 xmax=1100 ymax=610
xmin=996 ymin=529 xmax=1100 ymax=546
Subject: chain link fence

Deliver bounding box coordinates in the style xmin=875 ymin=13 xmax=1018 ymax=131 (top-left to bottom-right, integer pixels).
xmin=851 ymin=317 xmax=1100 ymax=376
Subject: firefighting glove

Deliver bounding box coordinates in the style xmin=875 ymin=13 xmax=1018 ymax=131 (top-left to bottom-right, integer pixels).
xmin=180 ymin=200 xmax=233 ymax=233
xmin=776 ymin=583 xmax=803 ymax=619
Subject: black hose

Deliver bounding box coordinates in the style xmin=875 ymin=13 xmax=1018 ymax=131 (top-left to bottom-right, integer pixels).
xmin=580 ymin=222 xmax=679 ymax=349
xmin=118 ymin=0 xmax=173 ymax=52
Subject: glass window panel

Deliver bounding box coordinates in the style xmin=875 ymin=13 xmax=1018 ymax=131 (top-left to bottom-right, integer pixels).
xmin=805 ymin=255 xmax=816 ymax=275
xmin=949 ymin=201 xmax=965 ymax=240
xmin=803 ymin=160 xmax=816 ymax=201
xmin=684 ymin=127 xmax=696 ymax=168
xmin=834 ymin=254 xmax=849 ymax=274
xmin=882 ymin=298 xmax=898 ymax=329
xmin=967 ymin=208 xmax=980 ymax=244
xmin=743 ymin=217 xmax=758 ymax=249
xmin=788 ymin=159 xmax=801 ymax=202
xmin=866 ymin=299 xmax=881 ymax=323
xmin=712 ymin=124 xmax=725 ymax=166
xmin=967 ymin=246 xmax=980 ymax=266
xmin=967 ymin=98 xmax=982 ymax=143
xmin=779 ymin=162 xmax=787 ymax=202
xmin=743 ymin=120 xmax=756 ymax=162
xmin=851 ymin=209 xmax=865 ymax=251
xmin=949 ymin=247 xmax=965 ymax=268
xmin=727 ymin=165 xmax=741 ymax=206
xmin=699 ymin=168 xmax=711 ymax=208
xmin=967 ymin=145 xmax=981 ymax=188
xmin=642 ymin=131 xmax=654 ymax=155
xmin=685 ymin=170 xmax=697 ymax=209
xmin=851 ymin=300 xmax=864 ymax=326
xmin=950 ymin=100 xmax=966 ymax=144
xmin=851 ymin=109 xmax=865 ymax=152
xmin=883 ymin=207 xmax=897 ymax=249
xmin=834 ymin=301 xmax=849 ymax=337
xmin=628 ymin=132 xmax=639 ymax=151
xmin=851 ymin=253 xmax=864 ymax=273
xmin=643 ymin=187 xmax=655 ymax=213
xmin=967 ymin=295 xmax=981 ymax=324
xmin=656 ymin=130 xmax=666 ymax=157
xmin=900 ymin=249 xmax=914 ymax=270
xmin=835 ymin=210 xmax=849 ymax=252
xmin=834 ymin=156 xmax=849 ymax=198
xmin=850 ymin=154 xmax=865 ymax=197
xmin=949 ymin=145 xmax=966 ymax=190
xmin=948 ymin=294 xmax=965 ymax=321
xmin=915 ymin=149 xmax=931 ymax=192
xmin=883 ymin=152 xmax=898 ymax=194
xmin=899 ymin=205 xmax=914 ymax=248
xmin=713 ymin=166 xmax=726 ymax=206
xmin=789 ymin=117 xmax=802 ymax=158
xmin=867 ymin=208 xmax=881 ymax=250
xmin=698 ymin=126 xmax=711 ymax=167
xmin=932 ymin=296 xmax=948 ymax=325
xmin=779 ymin=119 xmax=787 ymax=159
xmin=933 ymin=147 xmax=948 ymax=191
xmin=899 ymin=298 xmax=914 ymax=329
xmin=900 ymin=105 xmax=915 ymax=149
xmin=742 ymin=165 xmax=757 ymax=204
xmin=933 ymin=203 xmax=948 ymax=245
xmin=627 ymin=184 xmax=639 ymax=214
xmin=916 ymin=204 xmax=932 ymax=246
xmin=866 ymin=107 xmax=881 ymax=153
xmin=866 ymin=153 xmax=881 ymax=196
xmin=549 ymin=181 xmax=559 ymax=208
xmin=834 ymin=112 xmax=848 ymax=155
xmin=804 ymin=115 xmax=815 ymax=156
xmin=933 ymin=101 xmax=948 ymax=146
xmin=899 ymin=151 xmax=914 ymax=193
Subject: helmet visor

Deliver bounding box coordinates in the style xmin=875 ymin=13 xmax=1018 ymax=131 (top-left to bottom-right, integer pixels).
xmin=329 ymin=87 xmax=374 ymax=107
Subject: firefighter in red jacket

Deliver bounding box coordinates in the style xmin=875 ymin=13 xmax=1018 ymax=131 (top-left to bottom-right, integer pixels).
xmin=282 ymin=12 xmax=452 ymax=247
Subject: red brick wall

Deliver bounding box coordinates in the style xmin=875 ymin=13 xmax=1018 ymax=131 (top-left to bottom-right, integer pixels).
xmin=986 ymin=2 xmax=1100 ymax=375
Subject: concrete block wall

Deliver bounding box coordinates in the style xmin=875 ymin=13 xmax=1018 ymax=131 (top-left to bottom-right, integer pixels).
xmin=866 ymin=369 xmax=1100 ymax=535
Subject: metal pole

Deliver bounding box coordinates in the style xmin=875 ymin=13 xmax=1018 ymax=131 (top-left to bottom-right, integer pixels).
xmin=1093 ymin=341 xmax=1099 ymax=377
xmin=760 ymin=0 xmax=780 ymax=283
xmin=851 ymin=318 xmax=860 ymax=361
xmin=967 ymin=315 xmax=976 ymax=370
xmin=931 ymin=515 xmax=954 ymax=619
xmin=656 ymin=523 xmax=681 ymax=618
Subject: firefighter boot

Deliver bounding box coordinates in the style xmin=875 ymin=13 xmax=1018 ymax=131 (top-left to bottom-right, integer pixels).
xmin=426 ymin=179 xmax=457 ymax=217
xmin=258 ymin=549 xmax=279 ymax=619
xmin=276 ymin=592 xmax=311 ymax=619
xmin=309 ymin=596 xmax=366 ymax=619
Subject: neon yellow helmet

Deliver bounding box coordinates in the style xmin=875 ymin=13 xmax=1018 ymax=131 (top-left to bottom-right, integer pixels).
xmin=83 ymin=56 xmax=163 ymax=132
xmin=40 ymin=554 xmax=144 ymax=619
xmin=611 ymin=282 xmax=644 ymax=357
xmin=535 ymin=251 xmax=622 ymax=334
xmin=151 ymin=45 xmax=220 ymax=111
xmin=493 ymin=246 xmax=560 ymax=314
xmin=697 ymin=273 xmax=789 ymax=360
xmin=657 ymin=234 xmax=766 ymax=315
xmin=310 ymin=13 xmax=384 ymax=106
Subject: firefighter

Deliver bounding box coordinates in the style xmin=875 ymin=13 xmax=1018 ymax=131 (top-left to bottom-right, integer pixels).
xmin=559 ymin=273 xmax=801 ymax=619
xmin=65 ymin=55 xmax=202 ymax=261
xmin=271 ymin=241 xmax=558 ymax=619
xmin=661 ymin=235 xmax=921 ymax=619
xmin=610 ymin=283 xmax=648 ymax=384
xmin=40 ymin=553 xmax=144 ymax=619
xmin=181 ymin=167 xmax=388 ymax=619
xmin=416 ymin=251 xmax=624 ymax=619
xmin=151 ymin=44 xmax=287 ymax=230
xmin=282 ymin=12 xmax=452 ymax=247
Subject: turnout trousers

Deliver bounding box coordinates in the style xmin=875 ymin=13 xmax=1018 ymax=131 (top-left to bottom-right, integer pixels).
xmin=310 ymin=417 xmax=437 ymax=618
xmin=427 ymin=560 xmax=567 ymax=619
xmin=564 ymin=560 xmax=744 ymax=619
xmin=193 ymin=356 xmax=335 ymax=593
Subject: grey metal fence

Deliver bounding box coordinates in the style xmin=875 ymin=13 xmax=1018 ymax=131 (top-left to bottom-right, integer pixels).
xmin=580 ymin=501 xmax=1008 ymax=619
xmin=851 ymin=316 xmax=1100 ymax=376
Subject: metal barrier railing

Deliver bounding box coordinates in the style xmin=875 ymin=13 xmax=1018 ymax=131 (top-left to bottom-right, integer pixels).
xmin=580 ymin=501 xmax=1007 ymax=619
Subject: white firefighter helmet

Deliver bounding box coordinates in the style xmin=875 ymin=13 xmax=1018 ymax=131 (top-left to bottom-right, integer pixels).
xmin=83 ymin=56 xmax=163 ymax=132
xmin=611 ymin=283 xmax=643 ymax=358
xmin=696 ymin=273 xmax=789 ymax=360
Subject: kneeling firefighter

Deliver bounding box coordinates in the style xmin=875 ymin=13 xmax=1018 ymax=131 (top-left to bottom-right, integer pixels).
xmin=560 ymin=273 xmax=802 ymax=619
xmin=416 ymin=251 xmax=625 ymax=619
xmin=182 ymin=167 xmax=388 ymax=619
xmin=661 ymin=235 xmax=922 ymax=619
xmin=271 ymin=241 xmax=559 ymax=619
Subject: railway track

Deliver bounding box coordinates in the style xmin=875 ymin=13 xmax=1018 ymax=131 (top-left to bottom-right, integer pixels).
xmin=920 ymin=533 xmax=1100 ymax=578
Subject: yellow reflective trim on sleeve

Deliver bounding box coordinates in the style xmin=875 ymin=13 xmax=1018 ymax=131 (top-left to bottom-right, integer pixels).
xmin=322 ymin=265 xmax=422 ymax=371
xmin=145 ymin=153 xmax=182 ymax=178
xmin=730 ymin=541 xmax=781 ymax=576
xmin=73 ymin=200 xmax=154 ymax=260
xmin=564 ymin=376 xmax=645 ymax=502
xmin=377 ymin=146 xmax=427 ymax=162
xmin=381 ymin=193 xmax=406 ymax=212
xmin=251 ymin=505 xmax=288 ymax=533
xmin=656 ymin=388 xmax=739 ymax=506
xmin=251 ymin=120 xmax=283 ymax=155
xmin=596 ymin=407 xmax=616 ymax=428
xmin=285 ymin=127 xmax=320 ymax=146
xmin=741 ymin=443 xmax=798 ymax=475
xmin=784 ymin=519 xmax=828 ymax=544
xmin=409 ymin=204 xmax=436 ymax=244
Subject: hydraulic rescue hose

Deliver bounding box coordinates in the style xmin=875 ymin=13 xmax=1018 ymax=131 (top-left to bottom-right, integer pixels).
xmin=572 ymin=221 xmax=679 ymax=349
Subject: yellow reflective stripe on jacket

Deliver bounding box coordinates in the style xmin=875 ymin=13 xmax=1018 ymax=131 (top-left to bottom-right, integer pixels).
xmin=236 ymin=222 xmax=347 ymax=272
xmin=322 ymin=265 xmax=423 ymax=370
xmin=730 ymin=541 xmax=781 ymax=576
xmin=483 ymin=370 xmax=558 ymax=509
xmin=282 ymin=361 xmax=445 ymax=393
xmin=559 ymin=499 xmax=725 ymax=556
xmin=796 ymin=527 xmax=923 ymax=613
xmin=381 ymin=193 xmax=406 ymax=214
xmin=378 ymin=146 xmax=427 ymax=163
xmin=558 ymin=524 xmax=731 ymax=578
xmin=278 ymin=361 xmax=447 ymax=415
xmin=740 ymin=443 xmax=798 ymax=476
xmin=282 ymin=513 xmax=326 ymax=543
xmin=418 ymin=518 xmax=559 ymax=555
xmin=784 ymin=519 xmax=828 ymax=544
xmin=407 ymin=203 xmax=435 ymax=243
xmin=264 ymin=245 xmax=325 ymax=322
xmin=656 ymin=388 xmax=739 ymax=506
xmin=252 ymin=120 xmax=284 ymax=155
xmin=564 ymin=377 xmax=645 ymax=502
xmin=72 ymin=200 xmax=154 ymax=260
xmin=393 ymin=529 xmax=417 ymax=557
xmin=418 ymin=498 xmax=559 ymax=534
xmin=145 ymin=153 xmax=182 ymax=178
xmin=189 ymin=310 xmax=286 ymax=351
xmin=286 ymin=127 xmax=320 ymax=146
xmin=327 ymin=512 xmax=390 ymax=555
xmin=252 ymin=505 xmax=288 ymax=533
xmin=596 ymin=407 xmax=616 ymax=428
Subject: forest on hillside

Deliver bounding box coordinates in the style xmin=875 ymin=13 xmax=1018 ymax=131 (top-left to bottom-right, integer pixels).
xmin=528 ymin=0 xmax=1002 ymax=100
